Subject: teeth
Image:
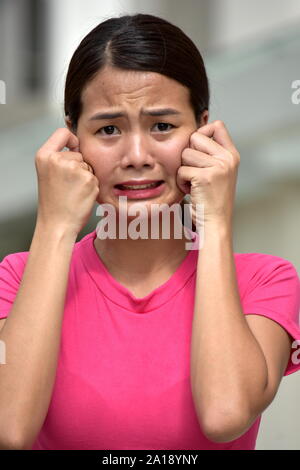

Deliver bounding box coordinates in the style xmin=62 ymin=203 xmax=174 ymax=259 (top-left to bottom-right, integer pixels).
xmin=121 ymin=182 xmax=159 ymax=189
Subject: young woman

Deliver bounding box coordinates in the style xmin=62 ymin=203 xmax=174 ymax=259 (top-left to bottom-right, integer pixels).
xmin=0 ymin=14 xmax=299 ymax=450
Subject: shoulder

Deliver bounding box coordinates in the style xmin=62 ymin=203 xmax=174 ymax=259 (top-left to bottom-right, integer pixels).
xmin=234 ymin=252 xmax=300 ymax=377
xmin=233 ymin=252 xmax=299 ymax=292
xmin=233 ymin=251 xmax=299 ymax=315
xmin=234 ymin=251 xmax=298 ymax=271
xmin=0 ymin=229 xmax=95 ymax=276
xmin=0 ymin=251 xmax=29 ymax=277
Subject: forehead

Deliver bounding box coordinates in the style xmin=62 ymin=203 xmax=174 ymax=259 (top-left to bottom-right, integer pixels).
xmin=80 ymin=66 xmax=191 ymax=114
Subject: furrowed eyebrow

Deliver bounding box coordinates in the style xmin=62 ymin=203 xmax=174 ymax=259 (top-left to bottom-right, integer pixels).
xmin=142 ymin=108 xmax=181 ymax=117
xmin=88 ymin=108 xmax=182 ymax=121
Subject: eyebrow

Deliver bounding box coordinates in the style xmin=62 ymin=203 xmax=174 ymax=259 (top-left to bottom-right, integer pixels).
xmin=88 ymin=108 xmax=182 ymax=121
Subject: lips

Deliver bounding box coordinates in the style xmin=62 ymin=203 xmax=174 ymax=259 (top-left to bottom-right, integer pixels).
xmin=114 ymin=180 xmax=164 ymax=190
xmin=113 ymin=179 xmax=166 ymax=199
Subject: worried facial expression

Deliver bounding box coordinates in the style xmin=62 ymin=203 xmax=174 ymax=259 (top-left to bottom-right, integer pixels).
xmin=70 ymin=65 xmax=208 ymax=214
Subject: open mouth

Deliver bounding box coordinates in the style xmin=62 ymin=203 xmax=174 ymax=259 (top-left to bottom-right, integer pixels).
xmin=114 ymin=181 xmax=164 ymax=190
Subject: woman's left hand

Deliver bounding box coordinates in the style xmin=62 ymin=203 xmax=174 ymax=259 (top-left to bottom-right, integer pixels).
xmin=177 ymin=120 xmax=240 ymax=229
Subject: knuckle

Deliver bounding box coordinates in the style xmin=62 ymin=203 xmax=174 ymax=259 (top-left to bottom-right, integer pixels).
xmin=35 ymin=149 xmax=44 ymax=160
xmin=190 ymin=132 xmax=198 ymax=146
xmin=177 ymin=166 xmax=185 ymax=177
xmin=37 ymin=149 xmax=55 ymax=164
xmin=92 ymin=176 xmax=99 ymax=186
xmin=218 ymin=159 xmax=227 ymax=170
xmin=214 ymin=119 xmax=224 ymax=128
xmin=84 ymin=173 xmax=95 ymax=185
xmin=225 ymin=150 xmax=233 ymax=161
xmin=181 ymin=148 xmax=190 ymax=160
xmin=68 ymin=160 xmax=79 ymax=171
xmin=81 ymin=165 xmax=92 ymax=176
xmin=230 ymin=151 xmax=240 ymax=166
xmin=48 ymin=152 xmax=59 ymax=164
xmin=57 ymin=127 xmax=69 ymax=136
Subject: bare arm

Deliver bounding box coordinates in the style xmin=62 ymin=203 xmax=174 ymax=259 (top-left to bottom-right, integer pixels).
xmin=0 ymin=319 xmax=6 ymax=333
xmin=0 ymin=128 xmax=99 ymax=449
xmin=182 ymin=121 xmax=292 ymax=444
xmin=190 ymin=224 xmax=272 ymax=443
xmin=0 ymin=224 xmax=76 ymax=449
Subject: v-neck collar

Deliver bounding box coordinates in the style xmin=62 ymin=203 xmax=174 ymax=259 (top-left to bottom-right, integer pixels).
xmin=77 ymin=228 xmax=200 ymax=313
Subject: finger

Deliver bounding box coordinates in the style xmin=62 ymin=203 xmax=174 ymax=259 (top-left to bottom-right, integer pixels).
xmin=178 ymin=165 xmax=215 ymax=181
xmin=182 ymin=148 xmax=219 ymax=167
xmin=83 ymin=162 xmax=95 ymax=174
xmin=59 ymin=151 xmax=84 ymax=163
xmin=190 ymin=131 xmax=228 ymax=157
xmin=177 ymin=165 xmax=211 ymax=194
xmin=79 ymin=161 xmax=94 ymax=174
xmin=39 ymin=128 xmax=80 ymax=156
xmin=195 ymin=120 xmax=236 ymax=153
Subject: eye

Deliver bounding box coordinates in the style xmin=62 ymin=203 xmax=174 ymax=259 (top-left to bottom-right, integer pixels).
xmin=152 ymin=122 xmax=175 ymax=132
xmin=96 ymin=125 xmax=120 ymax=136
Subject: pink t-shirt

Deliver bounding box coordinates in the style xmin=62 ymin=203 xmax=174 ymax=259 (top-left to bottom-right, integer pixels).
xmin=0 ymin=228 xmax=299 ymax=450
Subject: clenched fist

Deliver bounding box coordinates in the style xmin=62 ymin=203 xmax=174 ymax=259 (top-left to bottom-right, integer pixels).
xmin=35 ymin=128 xmax=99 ymax=237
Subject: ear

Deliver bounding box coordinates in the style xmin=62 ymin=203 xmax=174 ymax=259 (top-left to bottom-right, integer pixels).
xmin=200 ymin=110 xmax=209 ymax=127
xmin=65 ymin=115 xmax=75 ymax=133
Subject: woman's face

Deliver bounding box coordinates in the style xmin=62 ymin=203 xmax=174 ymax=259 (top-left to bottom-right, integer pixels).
xmin=72 ymin=65 xmax=208 ymax=215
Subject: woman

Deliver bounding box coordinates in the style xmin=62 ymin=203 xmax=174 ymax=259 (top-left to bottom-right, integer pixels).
xmin=0 ymin=14 xmax=299 ymax=450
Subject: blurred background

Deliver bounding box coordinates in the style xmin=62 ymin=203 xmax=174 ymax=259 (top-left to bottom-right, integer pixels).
xmin=0 ymin=0 xmax=299 ymax=449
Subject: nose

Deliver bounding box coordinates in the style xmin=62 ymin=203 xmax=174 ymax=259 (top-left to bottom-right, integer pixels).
xmin=120 ymin=132 xmax=154 ymax=170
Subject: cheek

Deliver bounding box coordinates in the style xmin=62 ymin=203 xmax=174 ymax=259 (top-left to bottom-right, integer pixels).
xmin=79 ymin=141 xmax=114 ymax=179
xmin=162 ymin=138 xmax=188 ymax=172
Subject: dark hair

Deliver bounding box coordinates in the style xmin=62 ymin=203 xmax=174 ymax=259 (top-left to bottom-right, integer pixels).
xmin=64 ymin=13 xmax=209 ymax=131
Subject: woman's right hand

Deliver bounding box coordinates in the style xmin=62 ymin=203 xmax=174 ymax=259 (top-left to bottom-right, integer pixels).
xmin=35 ymin=128 xmax=100 ymax=237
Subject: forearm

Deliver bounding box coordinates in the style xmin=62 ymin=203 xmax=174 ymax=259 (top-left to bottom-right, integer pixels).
xmin=190 ymin=223 xmax=269 ymax=439
xmin=0 ymin=223 xmax=76 ymax=449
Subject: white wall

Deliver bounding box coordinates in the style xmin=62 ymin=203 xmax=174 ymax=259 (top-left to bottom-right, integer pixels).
xmin=209 ymin=0 xmax=300 ymax=51
xmin=0 ymin=0 xmax=29 ymax=102
xmin=46 ymin=0 xmax=136 ymax=106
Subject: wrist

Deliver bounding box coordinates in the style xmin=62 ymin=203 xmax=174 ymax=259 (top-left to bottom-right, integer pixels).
xmin=34 ymin=220 xmax=78 ymax=245
xmin=199 ymin=220 xmax=233 ymax=251
xmin=205 ymin=220 xmax=232 ymax=235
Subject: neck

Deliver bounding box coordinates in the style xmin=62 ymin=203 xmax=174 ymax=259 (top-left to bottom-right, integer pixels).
xmin=93 ymin=214 xmax=194 ymax=279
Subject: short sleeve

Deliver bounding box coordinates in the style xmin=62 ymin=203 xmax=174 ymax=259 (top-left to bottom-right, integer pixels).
xmin=238 ymin=253 xmax=300 ymax=376
xmin=0 ymin=252 xmax=28 ymax=319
